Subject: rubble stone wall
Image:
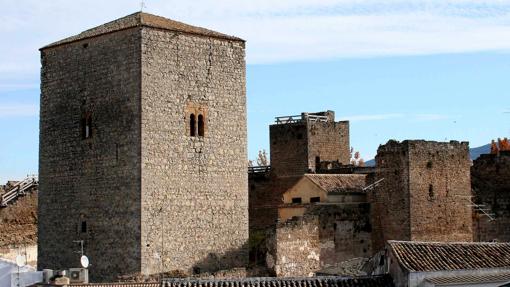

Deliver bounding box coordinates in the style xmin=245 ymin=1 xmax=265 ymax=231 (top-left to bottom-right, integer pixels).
xmin=407 ymin=140 xmax=472 ymax=242
xmin=472 ymin=152 xmax=510 ymax=242
xmin=140 ymin=27 xmax=248 ymax=275
xmin=307 ymin=121 xmax=350 ymax=170
xmin=270 ymin=124 xmax=309 ymax=176
xmin=372 ymin=140 xmax=472 ymax=252
xmin=309 ymin=204 xmax=372 ymax=268
xmin=38 ymin=28 xmax=143 ymax=281
xmin=266 ymin=216 xmax=320 ymax=277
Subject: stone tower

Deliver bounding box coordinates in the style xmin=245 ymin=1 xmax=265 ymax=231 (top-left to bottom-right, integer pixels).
xmin=38 ymin=12 xmax=247 ymax=281
xmin=269 ymin=111 xmax=350 ymax=177
xmin=371 ymin=140 xmax=473 ymax=251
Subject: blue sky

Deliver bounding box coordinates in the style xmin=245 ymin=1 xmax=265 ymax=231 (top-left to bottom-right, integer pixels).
xmin=1 ymin=0 xmax=510 ymax=182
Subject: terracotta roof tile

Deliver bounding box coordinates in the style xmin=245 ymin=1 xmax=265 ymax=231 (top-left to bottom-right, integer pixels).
xmin=305 ymin=174 xmax=366 ymax=194
xmin=163 ymin=276 xmax=394 ymax=287
xmin=425 ymin=272 xmax=510 ymax=285
xmin=388 ymin=240 xmax=510 ymax=272
xmin=42 ymin=12 xmax=243 ymax=49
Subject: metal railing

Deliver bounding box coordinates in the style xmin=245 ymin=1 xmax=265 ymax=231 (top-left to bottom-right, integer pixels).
xmin=274 ymin=114 xmax=329 ymax=124
xmin=248 ymin=165 xmax=271 ymax=174
xmin=1 ymin=175 xmax=38 ymax=207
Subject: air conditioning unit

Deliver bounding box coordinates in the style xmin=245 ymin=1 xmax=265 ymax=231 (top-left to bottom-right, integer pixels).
xmin=68 ymin=268 xmax=89 ymax=284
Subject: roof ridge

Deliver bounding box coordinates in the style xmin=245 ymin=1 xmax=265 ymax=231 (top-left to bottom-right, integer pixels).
xmin=389 ymin=240 xmax=510 ymax=245
xmin=41 ymin=11 xmax=243 ymax=50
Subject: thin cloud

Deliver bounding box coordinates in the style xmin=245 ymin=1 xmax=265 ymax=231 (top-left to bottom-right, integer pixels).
xmin=341 ymin=113 xmax=456 ymax=122
xmin=339 ymin=114 xmax=404 ymax=122
xmin=0 ymin=104 xmax=39 ymax=117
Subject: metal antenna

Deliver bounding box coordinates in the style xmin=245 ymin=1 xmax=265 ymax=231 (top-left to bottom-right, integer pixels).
xmin=140 ymin=0 xmax=146 ymax=12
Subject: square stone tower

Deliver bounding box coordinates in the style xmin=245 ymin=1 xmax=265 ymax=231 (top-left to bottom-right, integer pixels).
xmin=38 ymin=12 xmax=247 ymax=281
xmin=269 ymin=111 xmax=350 ymax=176
xmin=371 ymin=140 xmax=473 ymax=251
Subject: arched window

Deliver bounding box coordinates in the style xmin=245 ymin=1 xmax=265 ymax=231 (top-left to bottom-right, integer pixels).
xmin=198 ymin=114 xmax=205 ymax=137
xmin=190 ymin=114 xmax=196 ymax=137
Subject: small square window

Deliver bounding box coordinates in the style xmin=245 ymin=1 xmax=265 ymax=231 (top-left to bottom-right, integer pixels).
xmin=310 ymin=197 xmax=320 ymax=203
xmin=292 ymin=197 xmax=302 ymax=204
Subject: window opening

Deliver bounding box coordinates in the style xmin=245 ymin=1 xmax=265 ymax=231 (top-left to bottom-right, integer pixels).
xmin=198 ymin=114 xmax=205 ymax=137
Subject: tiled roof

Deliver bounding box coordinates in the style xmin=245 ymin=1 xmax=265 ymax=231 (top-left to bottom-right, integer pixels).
xmin=425 ymin=272 xmax=510 ymax=285
xmin=42 ymin=12 xmax=243 ymax=49
xmin=388 ymin=240 xmax=510 ymax=272
xmin=305 ymin=174 xmax=366 ymax=194
xmin=163 ymin=276 xmax=394 ymax=287
xmin=32 ymin=284 xmax=159 ymax=287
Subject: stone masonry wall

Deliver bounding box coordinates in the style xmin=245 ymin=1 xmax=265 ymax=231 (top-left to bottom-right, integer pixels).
xmin=270 ymin=124 xmax=309 ymax=177
xmin=266 ymin=216 xmax=320 ymax=277
xmin=407 ymin=140 xmax=472 ymax=242
xmin=307 ymin=120 xmax=350 ymax=170
xmin=472 ymin=152 xmax=510 ymax=242
xmin=39 ymin=28 xmax=142 ymax=281
xmin=269 ymin=113 xmax=349 ymax=177
xmin=307 ymin=204 xmax=372 ymax=268
xmin=371 ymin=140 xmax=472 ymax=252
xmin=140 ymin=28 xmax=248 ymax=275
xmin=371 ymin=140 xmax=411 ymax=252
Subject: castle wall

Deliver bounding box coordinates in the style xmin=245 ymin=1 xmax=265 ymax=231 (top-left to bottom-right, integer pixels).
xmin=140 ymin=28 xmax=248 ymax=275
xmin=266 ymin=216 xmax=320 ymax=277
xmin=372 ymin=140 xmax=411 ymax=252
xmin=309 ymin=204 xmax=372 ymax=268
xmin=372 ymin=140 xmax=472 ymax=252
xmin=407 ymin=141 xmax=472 ymax=242
xmin=307 ymin=121 xmax=350 ymax=169
xmin=38 ymin=28 xmax=142 ymax=281
xmin=269 ymin=116 xmax=349 ymax=177
xmin=472 ymin=152 xmax=510 ymax=242
xmin=270 ymin=124 xmax=309 ymax=176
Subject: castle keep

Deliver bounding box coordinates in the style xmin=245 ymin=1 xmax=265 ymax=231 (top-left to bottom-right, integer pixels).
xmin=371 ymin=140 xmax=473 ymax=251
xmin=270 ymin=111 xmax=350 ymax=176
xmin=38 ymin=12 xmax=247 ymax=281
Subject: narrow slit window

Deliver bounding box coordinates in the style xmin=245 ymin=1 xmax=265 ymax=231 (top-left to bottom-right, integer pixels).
xmin=82 ymin=114 xmax=92 ymax=139
xmin=310 ymin=197 xmax=320 ymax=203
xmin=190 ymin=114 xmax=196 ymax=137
xmin=81 ymin=221 xmax=87 ymax=233
xmin=198 ymin=114 xmax=205 ymax=137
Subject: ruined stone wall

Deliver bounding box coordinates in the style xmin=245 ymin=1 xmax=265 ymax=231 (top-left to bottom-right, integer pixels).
xmin=472 ymin=152 xmax=510 ymax=242
xmin=39 ymin=28 xmax=142 ymax=281
xmin=372 ymin=140 xmax=410 ymax=252
xmin=270 ymin=124 xmax=309 ymax=176
xmin=140 ymin=28 xmax=248 ymax=275
xmin=307 ymin=121 xmax=350 ymax=170
xmin=266 ymin=216 xmax=320 ymax=277
xmin=407 ymin=140 xmax=472 ymax=242
xmin=371 ymin=140 xmax=472 ymax=252
xmin=308 ymin=204 xmax=372 ymax=268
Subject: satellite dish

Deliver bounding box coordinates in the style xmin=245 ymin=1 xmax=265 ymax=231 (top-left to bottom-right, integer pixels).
xmin=80 ymin=255 xmax=89 ymax=268
xmin=15 ymin=255 xmax=26 ymax=267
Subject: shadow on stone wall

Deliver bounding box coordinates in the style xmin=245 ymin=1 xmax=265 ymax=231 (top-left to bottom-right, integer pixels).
xmin=191 ymin=242 xmax=249 ymax=275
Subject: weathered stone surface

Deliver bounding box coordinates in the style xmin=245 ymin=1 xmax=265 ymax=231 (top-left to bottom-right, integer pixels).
xmin=39 ymin=13 xmax=247 ymax=282
xmin=371 ymin=140 xmax=473 ymax=252
xmin=266 ymin=216 xmax=320 ymax=277
xmin=472 ymin=151 xmax=510 ymax=242
xmin=269 ymin=111 xmax=349 ymax=177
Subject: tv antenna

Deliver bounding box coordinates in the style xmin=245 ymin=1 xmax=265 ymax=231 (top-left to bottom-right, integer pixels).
xmin=140 ymin=0 xmax=147 ymax=12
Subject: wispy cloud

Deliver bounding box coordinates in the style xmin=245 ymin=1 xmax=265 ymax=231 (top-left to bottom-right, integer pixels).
xmin=2 ymin=0 xmax=510 ymax=88
xmin=341 ymin=113 xmax=456 ymax=122
xmin=339 ymin=113 xmax=404 ymax=122
xmin=0 ymin=104 xmax=39 ymax=117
